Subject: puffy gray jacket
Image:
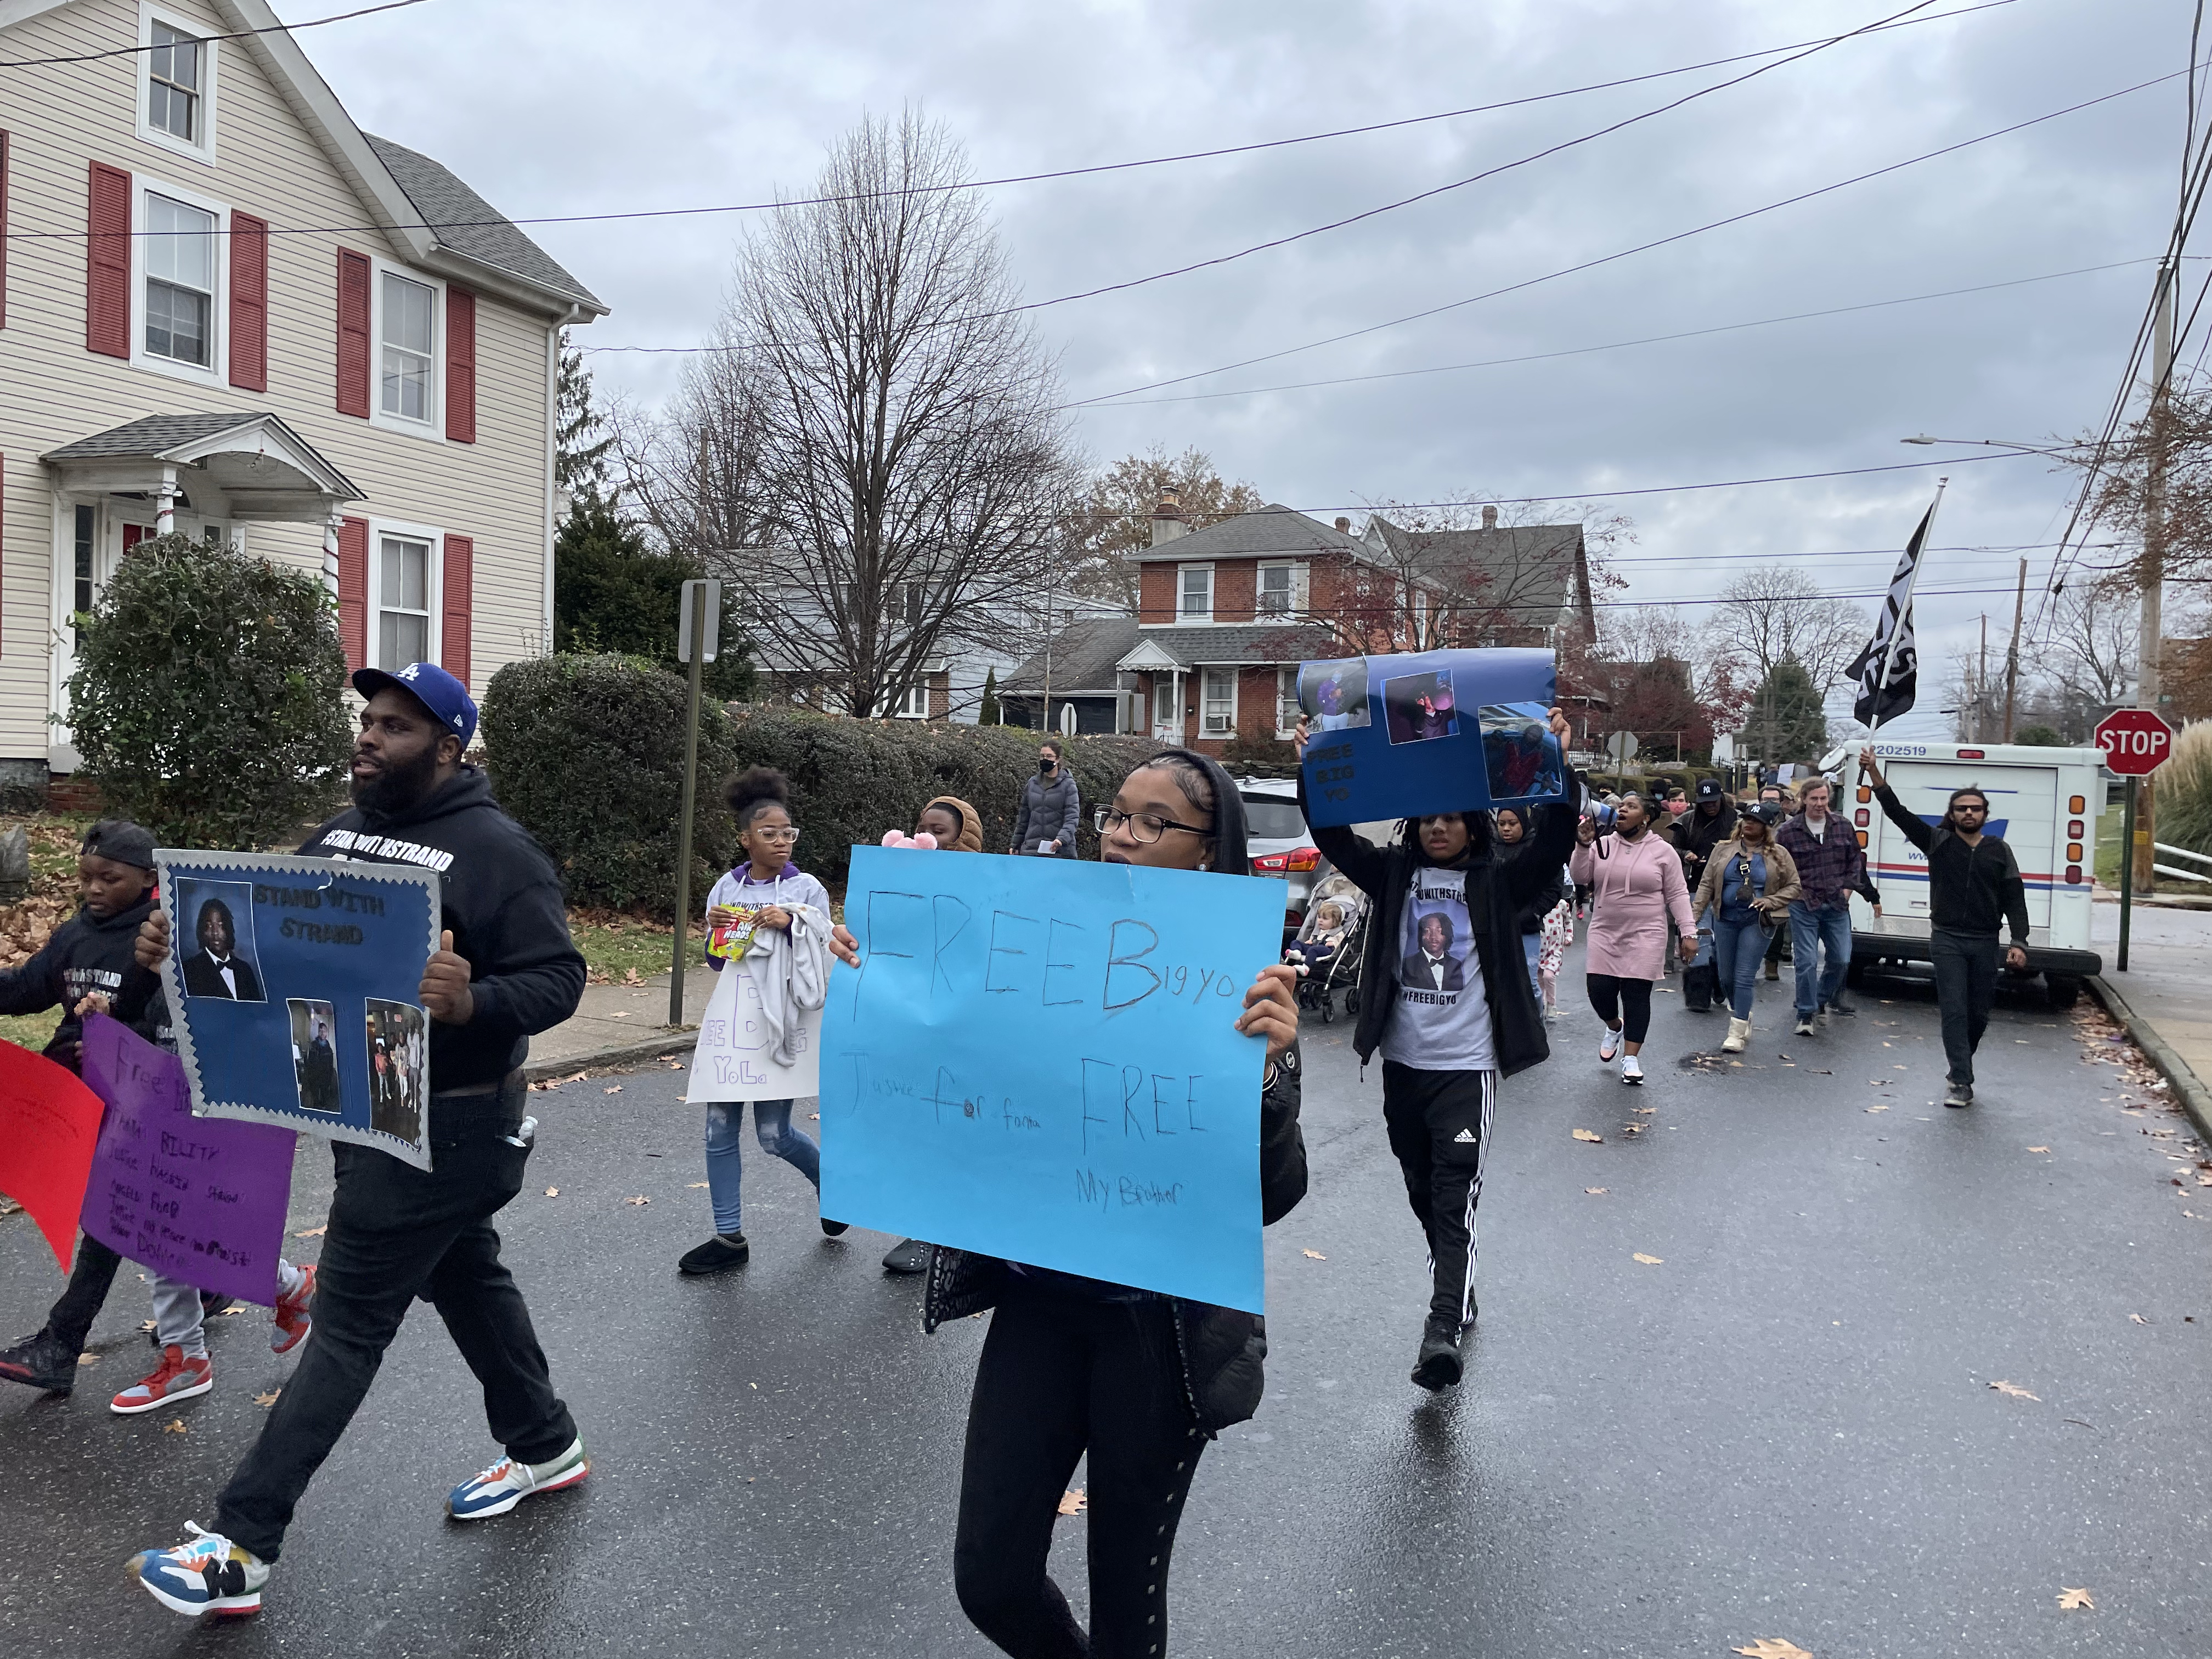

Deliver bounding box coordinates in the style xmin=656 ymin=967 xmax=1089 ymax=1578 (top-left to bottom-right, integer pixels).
xmin=1011 ymin=769 xmax=1081 ymax=856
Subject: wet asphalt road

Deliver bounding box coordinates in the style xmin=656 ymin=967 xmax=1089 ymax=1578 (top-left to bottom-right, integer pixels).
xmin=2 ymin=944 xmax=2208 ymax=1659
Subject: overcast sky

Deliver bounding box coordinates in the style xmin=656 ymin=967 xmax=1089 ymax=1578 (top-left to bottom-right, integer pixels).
xmin=297 ymin=0 xmax=2193 ymax=741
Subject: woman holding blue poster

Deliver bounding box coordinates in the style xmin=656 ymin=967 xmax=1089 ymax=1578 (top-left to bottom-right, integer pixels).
xmin=829 ymin=749 xmax=1305 ymax=1659
xmin=1294 ymin=707 xmax=1579 ymax=1394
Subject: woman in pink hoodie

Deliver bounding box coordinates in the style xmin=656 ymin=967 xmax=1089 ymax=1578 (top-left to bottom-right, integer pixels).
xmin=1568 ymin=792 xmax=1697 ymax=1084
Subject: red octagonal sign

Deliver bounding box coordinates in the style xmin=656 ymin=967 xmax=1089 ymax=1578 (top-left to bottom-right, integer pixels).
xmin=2093 ymin=708 xmax=2179 ymax=776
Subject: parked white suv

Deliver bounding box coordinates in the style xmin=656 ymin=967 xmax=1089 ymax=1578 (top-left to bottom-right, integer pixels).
xmin=1235 ymin=777 xmax=1327 ymax=943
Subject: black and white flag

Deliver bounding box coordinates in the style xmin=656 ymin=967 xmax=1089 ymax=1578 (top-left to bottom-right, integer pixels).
xmin=1845 ymin=499 xmax=1934 ymax=729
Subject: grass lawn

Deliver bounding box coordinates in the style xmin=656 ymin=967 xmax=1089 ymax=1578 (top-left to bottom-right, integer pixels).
xmin=568 ymin=909 xmax=680 ymax=985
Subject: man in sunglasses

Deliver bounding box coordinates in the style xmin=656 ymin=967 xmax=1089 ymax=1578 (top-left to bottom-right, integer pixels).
xmin=1860 ymin=750 xmax=2030 ymax=1109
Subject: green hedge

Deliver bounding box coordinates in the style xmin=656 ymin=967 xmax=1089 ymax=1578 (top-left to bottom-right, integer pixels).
xmin=719 ymin=707 xmax=1164 ymax=887
xmin=481 ymin=653 xmax=739 ymax=913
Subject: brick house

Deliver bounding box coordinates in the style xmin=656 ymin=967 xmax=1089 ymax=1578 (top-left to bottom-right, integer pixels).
xmin=0 ymin=0 xmax=604 ymax=803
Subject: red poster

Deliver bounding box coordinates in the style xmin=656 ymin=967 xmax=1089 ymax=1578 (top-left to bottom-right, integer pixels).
xmin=0 ymin=1040 xmax=108 ymax=1272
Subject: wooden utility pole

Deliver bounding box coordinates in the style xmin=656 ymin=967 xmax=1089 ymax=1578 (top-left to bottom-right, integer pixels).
xmin=2134 ymin=257 xmax=2175 ymax=893
xmin=2001 ymin=558 xmax=2027 ymax=741
xmin=1977 ymin=614 xmax=1988 ymax=741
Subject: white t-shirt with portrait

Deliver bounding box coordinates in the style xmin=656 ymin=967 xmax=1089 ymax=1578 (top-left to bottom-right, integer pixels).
xmin=1380 ymin=867 xmax=1497 ymax=1072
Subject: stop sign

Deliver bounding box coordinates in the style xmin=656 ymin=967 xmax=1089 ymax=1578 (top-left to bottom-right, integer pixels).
xmin=2092 ymin=708 xmax=2179 ymax=776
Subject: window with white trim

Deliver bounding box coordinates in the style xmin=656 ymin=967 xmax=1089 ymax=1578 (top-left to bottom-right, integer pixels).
xmin=375 ymin=533 xmax=433 ymax=669
xmin=148 ymin=22 xmax=202 ymax=140
xmin=144 ymin=193 xmax=215 ymax=366
xmin=380 ymin=273 xmax=436 ymax=421
xmin=1201 ymin=667 xmax=1237 ymax=736
xmin=1257 ymin=562 xmax=1307 ymax=617
xmin=894 ymin=682 xmax=930 ymax=718
xmin=1276 ymin=667 xmax=1300 ymax=736
xmin=1179 ymin=565 xmax=1214 ymax=621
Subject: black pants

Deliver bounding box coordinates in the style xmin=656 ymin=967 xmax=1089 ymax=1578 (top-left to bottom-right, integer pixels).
xmin=1585 ymin=973 xmax=1654 ymax=1044
xmin=954 ymin=1283 xmax=1205 ymax=1658
xmin=1380 ymin=1063 xmax=1497 ymax=1330
xmin=43 ymin=1234 xmax=124 ymax=1354
xmin=215 ymin=1082 xmax=574 ymax=1561
xmin=1930 ymin=928 xmax=2001 ymax=1086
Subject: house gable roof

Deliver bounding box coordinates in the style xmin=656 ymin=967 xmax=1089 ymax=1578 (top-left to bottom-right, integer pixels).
xmin=363 ymin=134 xmax=602 ymax=312
xmin=1002 ymin=618 xmax=1142 ymax=694
xmin=1133 ymin=504 xmax=1372 ymax=564
xmin=1363 ymin=516 xmax=1587 ymax=623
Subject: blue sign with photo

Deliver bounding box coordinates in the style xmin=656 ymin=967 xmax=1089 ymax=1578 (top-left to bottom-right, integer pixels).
xmin=157 ymin=851 xmax=443 ymax=1170
xmin=1299 ymin=647 xmax=1564 ymax=828
xmin=819 ymin=847 xmax=1283 ymax=1313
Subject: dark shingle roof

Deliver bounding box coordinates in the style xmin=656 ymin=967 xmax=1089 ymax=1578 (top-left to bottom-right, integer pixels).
xmin=1002 ymin=618 xmax=1143 ymax=693
xmin=364 ymin=134 xmax=603 ymax=312
xmin=1110 ymin=622 xmax=1341 ymax=670
xmin=43 ymin=413 xmax=268 ymax=460
xmin=1133 ymin=504 xmax=1369 ymax=563
xmin=1363 ymin=517 xmax=1583 ymax=616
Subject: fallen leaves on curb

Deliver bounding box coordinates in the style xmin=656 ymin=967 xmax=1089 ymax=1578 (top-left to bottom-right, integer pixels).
xmin=1633 ymin=1252 xmax=1663 ymax=1266
xmin=625 ymin=1195 xmax=651 ymax=1206
xmin=1866 ymin=1104 xmax=1889 ymax=1114
xmin=1300 ymin=1249 xmax=1327 ymax=1260
xmin=254 ymin=1389 xmax=281 ymax=1407
xmin=2057 ymin=1588 xmax=2094 ymax=1610
xmin=604 ymin=1085 xmax=623 ymax=1094
xmin=544 ymin=1187 xmax=560 ymax=1197
xmin=1572 ymin=1128 xmax=1603 ymax=1143
xmin=2129 ymin=1313 xmax=2148 ymax=1324
xmin=687 ymin=1182 xmax=710 ymax=1189
xmin=1731 ymin=1642 xmax=1814 ymax=1659
xmin=1989 ymin=1380 xmax=2040 ymax=1401
xmin=1585 ymin=1187 xmax=1608 ymax=1195
xmin=160 ymin=1418 xmax=188 ymax=1435
xmin=293 ymin=1226 xmax=325 ymax=1239
xmin=1057 ymin=1489 xmax=1087 ymax=1516
xmin=2027 ymin=1145 xmax=2051 ymax=1154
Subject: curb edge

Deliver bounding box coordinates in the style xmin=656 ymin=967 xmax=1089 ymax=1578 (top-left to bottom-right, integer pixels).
xmin=2086 ymin=975 xmax=2212 ymax=1144
xmin=523 ymin=1031 xmax=695 ymax=1082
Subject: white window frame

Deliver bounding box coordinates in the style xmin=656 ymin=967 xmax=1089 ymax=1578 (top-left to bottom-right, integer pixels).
xmin=1255 ymin=561 xmax=1308 ymax=619
xmin=369 ymin=259 xmax=445 ymax=441
xmin=1200 ymin=667 xmax=1238 ymax=737
xmin=1178 ymin=563 xmax=1215 ymax=623
xmin=893 ymin=681 xmax=930 ymax=719
xmin=365 ymin=517 xmax=444 ymax=672
xmin=136 ymin=3 xmax=219 ymax=164
xmin=129 ymin=172 xmax=228 ymax=388
xmin=1275 ymin=667 xmax=1301 ymax=740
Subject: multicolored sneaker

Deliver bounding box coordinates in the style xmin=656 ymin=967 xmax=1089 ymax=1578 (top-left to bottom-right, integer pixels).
xmin=110 ymin=1346 xmax=213 ymax=1415
xmin=447 ymin=1436 xmax=589 ymax=1520
xmin=129 ymin=1522 xmax=268 ymax=1617
xmin=271 ymin=1264 xmax=316 ymax=1355
xmin=0 ymin=1329 xmax=77 ymax=1394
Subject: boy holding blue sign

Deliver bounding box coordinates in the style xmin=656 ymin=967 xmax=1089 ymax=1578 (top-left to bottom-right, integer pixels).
xmin=1295 ymin=707 xmax=1579 ymax=1392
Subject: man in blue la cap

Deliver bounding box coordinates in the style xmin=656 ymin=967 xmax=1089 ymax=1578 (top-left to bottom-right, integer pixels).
xmin=126 ymin=664 xmax=591 ymax=1619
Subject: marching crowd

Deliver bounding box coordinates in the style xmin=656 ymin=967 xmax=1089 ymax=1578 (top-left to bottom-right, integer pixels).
xmin=0 ymin=662 xmax=2034 ymax=1655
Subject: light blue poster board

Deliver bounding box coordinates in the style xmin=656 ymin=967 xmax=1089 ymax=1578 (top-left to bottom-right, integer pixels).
xmin=1298 ymin=647 xmax=1564 ymax=828
xmin=820 ymin=846 xmax=1284 ymax=1313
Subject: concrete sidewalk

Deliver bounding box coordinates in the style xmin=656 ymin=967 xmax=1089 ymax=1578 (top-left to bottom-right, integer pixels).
xmin=522 ymin=967 xmax=713 ymax=1080
xmin=2089 ymin=896 xmax=2212 ymax=1138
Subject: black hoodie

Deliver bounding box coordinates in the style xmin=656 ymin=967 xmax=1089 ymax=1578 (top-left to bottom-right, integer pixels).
xmin=298 ymin=767 xmax=586 ymax=1087
xmin=0 ymin=892 xmax=157 ymax=1067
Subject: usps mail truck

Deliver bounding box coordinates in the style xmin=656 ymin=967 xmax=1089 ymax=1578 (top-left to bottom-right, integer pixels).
xmin=1841 ymin=740 xmax=2105 ymax=1005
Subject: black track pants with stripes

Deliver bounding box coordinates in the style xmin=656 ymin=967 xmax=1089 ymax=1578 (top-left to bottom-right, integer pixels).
xmin=1380 ymin=1062 xmax=1498 ymax=1331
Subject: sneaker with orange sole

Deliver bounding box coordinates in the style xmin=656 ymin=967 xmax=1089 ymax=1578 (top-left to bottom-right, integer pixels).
xmin=112 ymin=1346 xmax=213 ymax=1415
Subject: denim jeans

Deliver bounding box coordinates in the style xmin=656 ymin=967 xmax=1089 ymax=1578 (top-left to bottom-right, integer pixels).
xmin=1520 ymin=932 xmax=1542 ymax=998
xmin=214 ymin=1080 xmax=574 ymax=1561
xmin=704 ymin=1098 xmax=820 ymax=1237
xmin=1709 ymin=913 xmax=1768 ymax=1019
xmin=1790 ymin=901 xmax=1854 ymax=1014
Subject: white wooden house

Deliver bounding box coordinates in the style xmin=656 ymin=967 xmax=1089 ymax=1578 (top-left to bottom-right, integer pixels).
xmin=0 ymin=0 xmax=604 ymax=802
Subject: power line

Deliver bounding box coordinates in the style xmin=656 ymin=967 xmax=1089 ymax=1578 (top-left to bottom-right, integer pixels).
xmin=0 ymin=0 xmax=433 ymax=69
xmin=1069 ymin=261 xmax=2160 ymax=407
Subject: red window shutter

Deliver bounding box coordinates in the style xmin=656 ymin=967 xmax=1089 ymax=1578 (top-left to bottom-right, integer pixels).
xmin=121 ymin=523 xmax=149 ymax=552
xmin=86 ymin=162 xmax=132 ymax=358
xmin=444 ymin=286 xmax=476 ymax=443
xmin=1 ymin=132 xmax=12 ymax=330
xmin=441 ymin=534 xmax=473 ymax=688
xmin=337 ymin=517 xmax=369 ymax=669
xmin=335 ymin=250 xmax=371 ymax=416
xmin=228 ymin=211 xmax=268 ymax=391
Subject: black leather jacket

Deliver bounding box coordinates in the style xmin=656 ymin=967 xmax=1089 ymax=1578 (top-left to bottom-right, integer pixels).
xmin=922 ymin=1043 xmax=1307 ymax=1435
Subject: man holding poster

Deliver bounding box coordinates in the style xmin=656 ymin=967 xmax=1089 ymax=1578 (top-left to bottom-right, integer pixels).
xmin=128 ymin=664 xmax=590 ymax=1620
xmin=825 ymin=748 xmax=1305 ymax=1659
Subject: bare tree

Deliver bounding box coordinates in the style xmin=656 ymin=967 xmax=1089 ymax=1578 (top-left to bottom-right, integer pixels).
xmin=2041 ymin=577 xmax=2138 ymax=708
xmin=621 ymin=111 xmax=1075 ymax=716
xmin=1701 ymin=569 xmax=1871 ymax=694
xmin=1061 ymin=447 xmax=1263 ymax=608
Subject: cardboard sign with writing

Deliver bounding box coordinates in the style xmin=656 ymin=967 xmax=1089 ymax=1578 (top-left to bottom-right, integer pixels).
xmin=686 ymin=962 xmax=823 ymax=1103
xmin=1298 ymin=647 xmax=1564 ymax=828
xmin=820 ymin=847 xmax=1282 ymax=1313
xmin=0 ymin=1039 xmax=108 ymax=1272
xmin=78 ymin=1014 xmax=296 ymax=1306
xmin=159 ymin=851 xmax=442 ymax=1169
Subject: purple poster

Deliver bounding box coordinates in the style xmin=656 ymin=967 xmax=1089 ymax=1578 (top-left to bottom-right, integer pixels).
xmin=77 ymin=1014 xmax=297 ymax=1306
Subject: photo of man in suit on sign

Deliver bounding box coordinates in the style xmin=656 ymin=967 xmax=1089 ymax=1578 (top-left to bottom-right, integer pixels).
xmin=180 ymin=887 xmax=266 ymax=1002
xmin=1400 ymin=910 xmax=1466 ymax=992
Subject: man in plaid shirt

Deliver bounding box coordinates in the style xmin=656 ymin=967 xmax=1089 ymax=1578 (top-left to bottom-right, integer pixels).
xmin=1775 ymin=776 xmax=1866 ymax=1035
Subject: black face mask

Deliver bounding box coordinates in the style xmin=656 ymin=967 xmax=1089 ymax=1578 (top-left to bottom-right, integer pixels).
xmin=1039 ymin=757 xmax=1056 ymax=774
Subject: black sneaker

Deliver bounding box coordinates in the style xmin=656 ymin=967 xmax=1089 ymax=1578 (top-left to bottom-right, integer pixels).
xmin=1410 ymin=1321 xmax=1463 ymax=1392
xmin=881 ymin=1238 xmax=932 ymax=1275
xmin=1943 ymin=1080 xmax=1973 ymax=1108
xmin=1826 ymin=996 xmax=1857 ymax=1016
xmin=678 ymin=1233 xmax=751 ymax=1275
xmin=0 ymin=1329 xmax=77 ymax=1393
xmin=820 ymin=1218 xmax=850 ymax=1237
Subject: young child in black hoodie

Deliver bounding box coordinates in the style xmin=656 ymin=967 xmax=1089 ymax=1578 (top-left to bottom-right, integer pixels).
xmin=0 ymin=821 xmax=313 ymax=1403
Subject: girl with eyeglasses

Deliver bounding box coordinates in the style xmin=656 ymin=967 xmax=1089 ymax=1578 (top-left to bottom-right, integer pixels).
xmin=680 ymin=767 xmax=843 ymax=1276
xmin=830 ymin=748 xmax=1305 ymax=1659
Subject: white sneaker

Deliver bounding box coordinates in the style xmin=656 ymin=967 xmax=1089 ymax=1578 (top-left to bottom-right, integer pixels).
xmin=447 ymin=1436 xmax=589 ymax=1520
xmin=1598 ymin=1026 xmax=1622 ymax=1063
xmin=1620 ymin=1055 xmax=1645 ymax=1085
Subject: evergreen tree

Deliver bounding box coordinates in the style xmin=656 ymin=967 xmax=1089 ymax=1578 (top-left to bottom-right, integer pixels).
xmin=979 ymin=666 xmax=1001 ymax=725
xmin=1742 ymin=658 xmax=1829 ymax=765
xmin=555 ymin=499 xmax=752 ymax=698
xmin=556 ymin=329 xmax=615 ymax=506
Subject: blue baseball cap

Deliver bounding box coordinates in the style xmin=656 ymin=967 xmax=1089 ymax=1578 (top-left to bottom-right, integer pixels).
xmin=353 ymin=662 xmax=478 ymax=749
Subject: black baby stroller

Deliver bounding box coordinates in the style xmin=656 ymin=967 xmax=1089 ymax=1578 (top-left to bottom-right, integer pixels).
xmin=1287 ymin=875 xmax=1367 ymax=1024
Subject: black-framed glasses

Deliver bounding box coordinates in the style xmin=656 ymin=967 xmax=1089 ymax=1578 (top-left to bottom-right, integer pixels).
xmin=1094 ymin=806 xmax=1209 ymax=844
